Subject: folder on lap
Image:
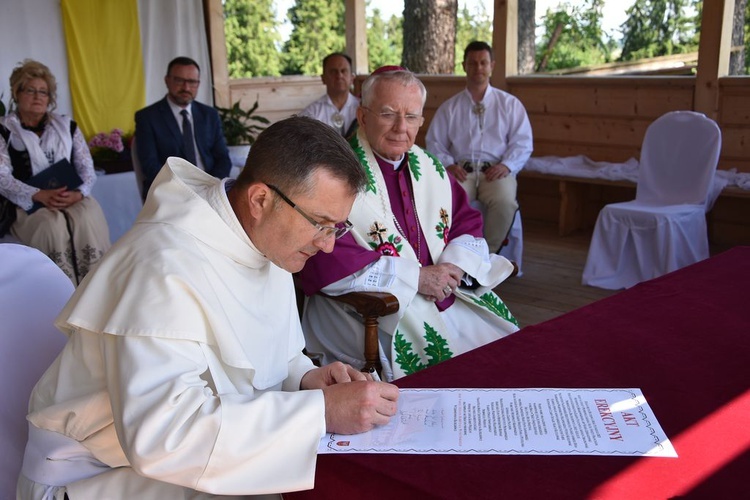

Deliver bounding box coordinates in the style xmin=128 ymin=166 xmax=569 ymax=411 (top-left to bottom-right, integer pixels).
xmin=26 ymin=159 xmax=83 ymax=214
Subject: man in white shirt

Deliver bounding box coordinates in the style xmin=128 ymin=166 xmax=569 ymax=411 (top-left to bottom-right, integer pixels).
xmin=426 ymin=41 xmax=533 ymax=253
xmin=18 ymin=116 xmax=399 ymax=499
xmin=299 ymin=53 xmax=359 ymax=136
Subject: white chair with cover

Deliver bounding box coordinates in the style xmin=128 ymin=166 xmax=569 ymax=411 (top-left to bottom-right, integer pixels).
xmin=582 ymin=111 xmax=721 ymax=290
xmin=0 ymin=244 xmax=73 ymax=498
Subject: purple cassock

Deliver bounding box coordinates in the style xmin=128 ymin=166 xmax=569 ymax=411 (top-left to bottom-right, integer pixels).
xmin=296 ymin=154 xmax=485 ymax=311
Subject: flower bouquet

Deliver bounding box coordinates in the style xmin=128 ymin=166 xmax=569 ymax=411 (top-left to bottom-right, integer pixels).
xmin=88 ymin=128 xmax=125 ymax=162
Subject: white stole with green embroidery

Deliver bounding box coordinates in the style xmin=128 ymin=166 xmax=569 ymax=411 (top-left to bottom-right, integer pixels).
xmin=346 ymin=131 xmax=471 ymax=378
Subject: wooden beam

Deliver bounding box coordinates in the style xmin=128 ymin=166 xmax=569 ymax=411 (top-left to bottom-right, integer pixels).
xmin=205 ymin=0 xmax=230 ymax=108
xmin=345 ymin=0 xmax=369 ymax=75
xmin=492 ymin=0 xmax=518 ymax=90
xmin=694 ymin=0 xmax=735 ymax=119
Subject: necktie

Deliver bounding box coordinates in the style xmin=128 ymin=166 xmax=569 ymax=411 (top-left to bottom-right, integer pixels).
xmin=181 ymin=109 xmax=197 ymax=165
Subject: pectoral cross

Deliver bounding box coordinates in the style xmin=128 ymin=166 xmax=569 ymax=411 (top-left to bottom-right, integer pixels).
xmin=368 ymin=221 xmax=388 ymax=245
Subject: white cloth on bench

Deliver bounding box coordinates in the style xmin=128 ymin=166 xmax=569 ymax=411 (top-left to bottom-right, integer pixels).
xmin=525 ymin=154 xmax=735 ymax=210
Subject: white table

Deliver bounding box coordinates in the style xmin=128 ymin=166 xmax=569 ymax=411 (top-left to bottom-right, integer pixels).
xmin=91 ymin=171 xmax=143 ymax=243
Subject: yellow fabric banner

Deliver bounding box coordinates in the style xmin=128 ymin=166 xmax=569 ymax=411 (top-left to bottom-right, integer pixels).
xmin=61 ymin=0 xmax=145 ymax=139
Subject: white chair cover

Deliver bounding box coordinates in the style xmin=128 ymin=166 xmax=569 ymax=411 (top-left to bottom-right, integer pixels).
xmin=0 ymin=244 xmax=73 ymax=498
xmin=582 ymin=111 xmax=721 ymax=289
xmin=91 ymin=171 xmax=143 ymax=244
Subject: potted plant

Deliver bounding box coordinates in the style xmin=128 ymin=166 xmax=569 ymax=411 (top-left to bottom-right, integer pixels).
xmin=216 ymin=96 xmax=269 ymax=167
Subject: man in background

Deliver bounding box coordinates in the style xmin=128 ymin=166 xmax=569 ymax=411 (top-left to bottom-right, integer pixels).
xmin=135 ymin=56 xmax=231 ymax=198
xmin=426 ymin=41 xmax=533 ymax=253
xmin=299 ymin=52 xmax=359 ymax=137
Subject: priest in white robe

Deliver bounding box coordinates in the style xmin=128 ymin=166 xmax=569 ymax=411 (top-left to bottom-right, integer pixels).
xmin=18 ymin=117 xmax=399 ymax=499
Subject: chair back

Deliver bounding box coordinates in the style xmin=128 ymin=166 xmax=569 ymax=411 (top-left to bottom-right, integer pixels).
xmin=0 ymin=244 xmax=72 ymax=497
xmin=636 ymin=111 xmax=721 ymax=206
xmin=131 ymin=136 xmax=146 ymax=202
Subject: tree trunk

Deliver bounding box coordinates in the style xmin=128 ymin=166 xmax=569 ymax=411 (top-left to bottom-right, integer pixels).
xmin=536 ymin=22 xmax=563 ymax=72
xmin=402 ymin=0 xmax=458 ymax=74
xmin=517 ymin=0 xmax=536 ymax=74
xmin=729 ymin=0 xmax=747 ymax=75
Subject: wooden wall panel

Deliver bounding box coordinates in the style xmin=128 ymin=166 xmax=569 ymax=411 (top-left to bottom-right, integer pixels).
xmin=718 ymin=81 xmax=750 ymax=174
xmin=719 ymin=93 xmax=750 ymax=125
xmin=226 ymin=74 xmax=749 ymax=173
xmin=228 ymin=76 xmax=325 ymax=125
xmin=510 ymin=78 xmax=693 ymax=113
xmin=513 ymin=84 xmax=693 ymax=118
xmin=720 ymin=127 xmax=750 ymax=172
xmin=529 ymin=115 xmax=650 ymax=148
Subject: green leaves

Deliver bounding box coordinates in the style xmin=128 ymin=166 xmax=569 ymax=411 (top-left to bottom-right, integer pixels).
xmin=407 ymin=151 xmax=422 ymax=181
xmin=224 ymin=0 xmax=282 ymax=78
xmin=281 ymin=0 xmax=346 ymax=75
xmin=424 ymin=149 xmax=445 ymax=179
xmin=394 ymin=322 xmax=453 ymax=376
xmin=620 ymin=0 xmax=700 ymax=62
xmin=215 ymin=97 xmax=270 ymax=146
xmin=423 ymin=323 xmax=453 ymax=365
xmin=351 ymin=135 xmax=377 ymax=194
xmin=394 ymin=330 xmax=425 ymax=376
xmin=472 ymin=292 xmax=520 ymax=327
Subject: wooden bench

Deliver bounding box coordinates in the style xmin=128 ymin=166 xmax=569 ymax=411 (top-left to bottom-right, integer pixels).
xmin=518 ymin=169 xmax=750 ymax=237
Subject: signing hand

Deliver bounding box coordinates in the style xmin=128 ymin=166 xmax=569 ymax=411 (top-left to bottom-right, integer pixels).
xmin=322 ymin=379 xmax=399 ymax=434
xmin=484 ymin=163 xmax=511 ymax=182
xmin=418 ymin=262 xmax=463 ymax=301
xmin=300 ymin=361 xmax=370 ymax=390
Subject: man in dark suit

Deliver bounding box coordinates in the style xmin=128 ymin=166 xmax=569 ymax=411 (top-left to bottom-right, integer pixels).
xmin=135 ymin=56 xmax=231 ymax=198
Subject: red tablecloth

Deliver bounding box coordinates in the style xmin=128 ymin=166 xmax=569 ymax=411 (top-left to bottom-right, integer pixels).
xmin=287 ymin=246 xmax=750 ymax=499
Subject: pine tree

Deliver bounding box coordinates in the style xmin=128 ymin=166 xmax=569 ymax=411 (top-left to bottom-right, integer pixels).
xmin=619 ymin=0 xmax=701 ymax=61
xmin=454 ymin=3 xmax=493 ymax=74
xmin=536 ymin=0 xmax=614 ymax=72
xmin=281 ymin=0 xmax=345 ymax=75
xmin=367 ymin=9 xmax=403 ymax=71
xmin=224 ymin=0 xmax=282 ymax=77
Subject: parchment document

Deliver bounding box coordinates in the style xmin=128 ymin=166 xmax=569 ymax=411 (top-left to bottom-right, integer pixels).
xmin=319 ymin=388 xmax=677 ymax=457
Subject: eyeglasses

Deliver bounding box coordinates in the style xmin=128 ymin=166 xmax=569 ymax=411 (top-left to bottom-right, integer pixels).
xmin=21 ymin=88 xmax=50 ymax=98
xmin=169 ymin=76 xmax=200 ymax=87
xmin=362 ymin=107 xmax=424 ymax=128
xmin=267 ymin=184 xmax=353 ymax=240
